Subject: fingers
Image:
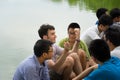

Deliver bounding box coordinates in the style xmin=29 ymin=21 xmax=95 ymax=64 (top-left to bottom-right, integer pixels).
xmin=64 ymin=41 xmax=71 ymax=51
xmin=74 ymin=28 xmax=80 ymax=39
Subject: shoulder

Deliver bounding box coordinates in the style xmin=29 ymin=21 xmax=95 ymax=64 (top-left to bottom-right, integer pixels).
xmin=59 ymin=38 xmax=68 ymax=47
xmin=18 ymin=55 xmax=36 ymax=71
xmin=79 ymin=40 xmax=86 ymax=46
xmin=84 ymin=68 xmax=108 ymax=80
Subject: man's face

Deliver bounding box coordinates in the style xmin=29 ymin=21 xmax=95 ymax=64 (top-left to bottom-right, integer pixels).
xmin=68 ymin=28 xmax=80 ymax=42
xmin=100 ymin=25 xmax=109 ymax=32
xmin=47 ymin=29 xmax=56 ymax=43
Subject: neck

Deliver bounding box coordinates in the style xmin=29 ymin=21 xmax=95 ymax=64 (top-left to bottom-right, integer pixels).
xmin=110 ymin=45 xmax=116 ymax=51
xmin=37 ymin=57 xmax=45 ymax=64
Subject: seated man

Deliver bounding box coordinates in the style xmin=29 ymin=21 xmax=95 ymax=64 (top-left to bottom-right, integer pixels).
xmin=73 ymin=39 xmax=120 ymax=80
xmin=95 ymin=8 xmax=108 ymax=25
xmin=38 ymin=24 xmax=83 ymax=80
xmin=13 ymin=39 xmax=53 ymax=80
xmin=59 ymin=22 xmax=90 ymax=70
xmin=81 ymin=14 xmax=113 ymax=47
xmin=110 ymin=8 xmax=120 ymax=26
xmin=104 ymin=25 xmax=120 ymax=59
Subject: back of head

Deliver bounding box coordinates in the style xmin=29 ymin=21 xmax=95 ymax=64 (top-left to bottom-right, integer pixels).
xmin=98 ymin=14 xmax=113 ymax=26
xmin=104 ymin=25 xmax=120 ymax=46
xmin=110 ymin=8 xmax=120 ymax=19
xmin=89 ymin=39 xmax=110 ymax=62
xmin=34 ymin=39 xmax=53 ymax=57
xmin=38 ymin=24 xmax=55 ymax=39
xmin=96 ymin=8 xmax=108 ymax=19
xmin=67 ymin=22 xmax=80 ymax=31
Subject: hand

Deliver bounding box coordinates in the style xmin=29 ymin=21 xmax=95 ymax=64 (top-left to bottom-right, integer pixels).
xmin=74 ymin=28 xmax=80 ymax=39
xmin=64 ymin=41 xmax=71 ymax=51
xmin=92 ymin=64 xmax=98 ymax=70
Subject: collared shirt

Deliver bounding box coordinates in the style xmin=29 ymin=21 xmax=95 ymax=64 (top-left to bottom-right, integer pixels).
xmin=111 ymin=46 xmax=120 ymax=59
xmin=84 ymin=57 xmax=120 ymax=80
xmin=81 ymin=25 xmax=101 ymax=47
xmin=13 ymin=55 xmax=50 ymax=80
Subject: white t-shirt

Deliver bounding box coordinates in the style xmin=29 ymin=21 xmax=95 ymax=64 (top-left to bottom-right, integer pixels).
xmin=81 ymin=25 xmax=102 ymax=47
xmin=111 ymin=46 xmax=120 ymax=59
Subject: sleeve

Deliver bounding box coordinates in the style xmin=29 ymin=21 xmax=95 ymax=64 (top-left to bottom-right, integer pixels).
xmin=59 ymin=39 xmax=65 ymax=48
xmin=55 ymin=45 xmax=64 ymax=55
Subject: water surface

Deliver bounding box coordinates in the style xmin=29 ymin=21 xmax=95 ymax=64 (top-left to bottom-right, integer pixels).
xmin=0 ymin=0 xmax=119 ymax=80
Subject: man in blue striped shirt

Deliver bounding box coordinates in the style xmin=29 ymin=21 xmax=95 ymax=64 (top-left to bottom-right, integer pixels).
xmin=13 ymin=40 xmax=53 ymax=80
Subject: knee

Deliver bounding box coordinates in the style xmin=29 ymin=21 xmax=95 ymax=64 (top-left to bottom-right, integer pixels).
xmin=65 ymin=56 xmax=74 ymax=67
xmin=69 ymin=52 xmax=79 ymax=60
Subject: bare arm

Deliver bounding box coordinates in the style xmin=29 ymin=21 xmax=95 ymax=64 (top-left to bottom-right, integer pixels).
xmin=72 ymin=64 xmax=98 ymax=80
xmin=52 ymin=42 xmax=70 ymax=71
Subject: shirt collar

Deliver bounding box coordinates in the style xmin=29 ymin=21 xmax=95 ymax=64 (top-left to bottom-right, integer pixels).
xmin=33 ymin=55 xmax=45 ymax=69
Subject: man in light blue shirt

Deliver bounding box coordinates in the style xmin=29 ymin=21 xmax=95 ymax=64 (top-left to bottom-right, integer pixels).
xmin=13 ymin=39 xmax=53 ymax=80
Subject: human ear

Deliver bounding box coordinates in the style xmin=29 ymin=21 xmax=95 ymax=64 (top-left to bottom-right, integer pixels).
xmin=42 ymin=53 xmax=48 ymax=58
xmin=43 ymin=35 xmax=48 ymax=40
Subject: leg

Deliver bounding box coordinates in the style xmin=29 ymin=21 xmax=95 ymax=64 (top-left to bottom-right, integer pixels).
xmin=58 ymin=56 xmax=74 ymax=80
xmin=69 ymin=53 xmax=83 ymax=75
xmin=47 ymin=59 xmax=55 ymax=69
xmin=77 ymin=49 xmax=87 ymax=70
xmin=86 ymin=58 xmax=97 ymax=69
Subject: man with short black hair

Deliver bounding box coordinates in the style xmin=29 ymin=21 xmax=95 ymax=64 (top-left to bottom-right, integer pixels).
xmin=110 ymin=8 xmax=120 ymax=27
xmin=73 ymin=39 xmax=120 ymax=80
xmin=13 ymin=39 xmax=53 ymax=80
xmin=81 ymin=14 xmax=113 ymax=47
xmin=104 ymin=25 xmax=120 ymax=59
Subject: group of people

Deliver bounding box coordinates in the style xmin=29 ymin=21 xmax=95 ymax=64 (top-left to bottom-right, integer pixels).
xmin=13 ymin=7 xmax=120 ymax=80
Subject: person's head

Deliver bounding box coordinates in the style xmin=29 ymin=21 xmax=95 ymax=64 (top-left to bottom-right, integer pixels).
xmin=96 ymin=8 xmax=108 ymax=19
xmin=67 ymin=22 xmax=80 ymax=42
xmin=98 ymin=14 xmax=113 ymax=32
xmin=38 ymin=24 xmax=56 ymax=43
xmin=89 ymin=39 xmax=111 ymax=63
xmin=110 ymin=8 xmax=120 ymax=22
xmin=34 ymin=39 xmax=53 ymax=59
xmin=103 ymin=25 xmax=120 ymax=51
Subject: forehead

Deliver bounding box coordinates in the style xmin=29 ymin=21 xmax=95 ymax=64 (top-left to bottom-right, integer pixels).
xmin=68 ymin=28 xmax=80 ymax=32
xmin=48 ymin=29 xmax=55 ymax=34
xmin=68 ymin=28 xmax=74 ymax=31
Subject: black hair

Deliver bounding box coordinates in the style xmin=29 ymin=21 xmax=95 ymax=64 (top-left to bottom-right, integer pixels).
xmin=98 ymin=14 xmax=113 ymax=26
xmin=67 ymin=22 xmax=80 ymax=31
xmin=38 ymin=24 xmax=55 ymax=39
xmin=34 ymin=39 xmax=53 ymax=57
xmin=110 ymin=8 xmax=120 ymax=19
xmin=104 ymin=25 xmax=120 ymax=46
xmin=89 ymin=39 xmax=110 ymax=62
xmin=96 ymin=8 xmax=108 ymax=19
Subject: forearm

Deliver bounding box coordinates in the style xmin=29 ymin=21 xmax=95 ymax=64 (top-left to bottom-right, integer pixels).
xmin=53 ymin=49 xmax=69 ymax=69
xmin=73 ymin=64 xmax=98 ymax=80
xmin=72 ymin=66 xmax=94 ymax=80
xmin=71 ymin=39 xmax=80 ymax=52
